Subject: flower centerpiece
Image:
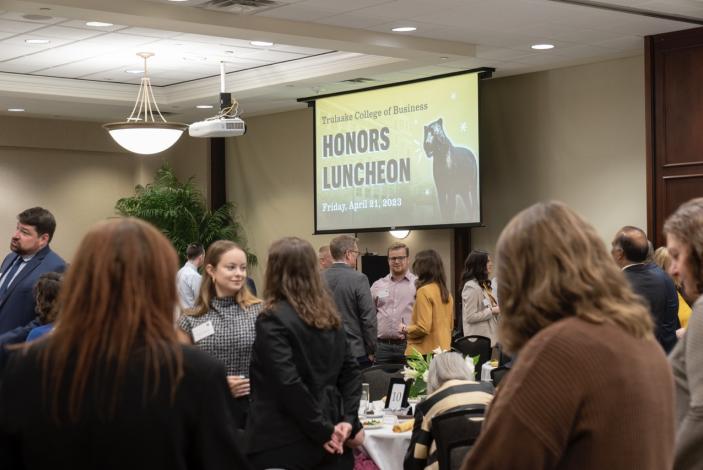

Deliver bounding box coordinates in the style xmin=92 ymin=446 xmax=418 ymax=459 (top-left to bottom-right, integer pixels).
xmin=403 ymin=348 xmax=479 ymax=398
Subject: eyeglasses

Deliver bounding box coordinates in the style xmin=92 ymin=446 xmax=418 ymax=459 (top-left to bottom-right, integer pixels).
xmin=389 ymin=256 xmax=407 ymax=262
xmin=348 ymin=250 xmax=360 ymax=256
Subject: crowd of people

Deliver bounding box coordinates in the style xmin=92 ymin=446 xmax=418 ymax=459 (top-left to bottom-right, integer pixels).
xmin=0 ymin=198 xmax=701 ymax=469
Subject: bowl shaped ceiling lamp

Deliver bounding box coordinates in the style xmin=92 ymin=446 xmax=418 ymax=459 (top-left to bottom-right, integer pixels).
xmin=103 ymin=52 xmax=188 ymax=155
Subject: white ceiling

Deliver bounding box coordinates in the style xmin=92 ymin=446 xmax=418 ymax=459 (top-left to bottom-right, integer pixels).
xmin=0 ymin=0 xmax=699 ymax=123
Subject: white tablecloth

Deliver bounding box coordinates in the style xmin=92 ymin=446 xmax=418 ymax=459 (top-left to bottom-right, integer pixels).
xmin=481 ymin=362 xmax=496 ymax=382
xmin=362 ymin=424 xmax=412 ymax=470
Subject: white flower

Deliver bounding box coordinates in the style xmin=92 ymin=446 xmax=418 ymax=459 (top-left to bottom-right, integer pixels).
xmin=402 ymin=367 xmax=419 ymax=381
xmin=422 ymin=370 xmax=429 ymax=382
xmin=464 ymin=356 xmax=475 ymax=376
xmin=432 ymin=347 xmax=448 ymax=355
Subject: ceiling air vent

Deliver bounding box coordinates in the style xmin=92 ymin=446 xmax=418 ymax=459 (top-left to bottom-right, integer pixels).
xmin=197 ymin=0 xmax=287 ymax=14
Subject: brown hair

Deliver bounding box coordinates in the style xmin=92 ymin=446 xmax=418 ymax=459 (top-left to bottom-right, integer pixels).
xmin=263 ymin=237 xmax=341 ymax=329
xmin=38 ymin=218 xmax=183 ymax=422
xmin=664 ymin=197 xmax=703 ymax=296
xmin=496 ymin=201 xmax=653 ymax=354
xmin=189 ymin=240 xmax=260 ymax=316
xmin=412 ymin=249 xmax=451 ymax=303
xmin=33 ymin=272 xmax=62 ymax=324
xmin=387 ymin=242 xmax=409 ymax=257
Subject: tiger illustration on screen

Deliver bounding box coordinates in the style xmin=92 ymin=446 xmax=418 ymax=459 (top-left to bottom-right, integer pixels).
xmin=423 ymin=118 xmax=478 ymax=221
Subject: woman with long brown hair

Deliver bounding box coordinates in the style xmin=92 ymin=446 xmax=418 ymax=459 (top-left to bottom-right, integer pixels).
xmin=0 ymin=218 xmax=248 ymax=469
xmin=177 ymin=240 xmax=262 ymax=422
xmin=462 ymin=201 xmax=674 ymax=470
xmin=402 ymin=249 xmax=454 ymax=355
xmin=664 ymin=197 xmax=703 ymax=469
xmin=247 ymin=237 xmax=361 ymax=470
xmin=460 ymin=249 xmax=500 ymax=345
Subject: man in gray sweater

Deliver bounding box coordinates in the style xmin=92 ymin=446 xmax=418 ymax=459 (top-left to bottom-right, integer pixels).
xmin=323 ymin=235 xmax=377 ymax=368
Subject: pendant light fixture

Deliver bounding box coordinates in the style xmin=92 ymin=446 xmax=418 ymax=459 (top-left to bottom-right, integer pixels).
xmin=104 ymin=52 xmax=188 ymax=155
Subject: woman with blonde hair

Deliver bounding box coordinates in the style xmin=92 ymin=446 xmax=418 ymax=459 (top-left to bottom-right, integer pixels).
xmin=653 ymin=246 xmax=692 ymax=331
xmin=247 ymin=237 xmax=361 ymax=469
xmin=665 ymin=197 xmax=703 ymax=469
xmin=462 ymin=201 xmax=674 ymax=470
xmin=402 ymin=250 xmax=454 ymax=355
xmin=178 ymin=240 xmax=262 ymax=423
xmin=0 ymin=218 xmax=248 ymax=469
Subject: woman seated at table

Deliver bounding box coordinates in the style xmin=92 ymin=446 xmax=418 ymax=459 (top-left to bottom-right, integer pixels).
xmin=403 ymin=250 xmax=454 ymax=355
xmin=462 ymin=202 xmax=675 ymax=470
xmin=247 ymin=237 xmax=362 ymax=470
xmin=404 ymin=352 xmax=493 ymax=470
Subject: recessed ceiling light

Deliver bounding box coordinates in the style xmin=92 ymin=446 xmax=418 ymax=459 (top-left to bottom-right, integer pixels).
xmin=392 ymin=26 xmax=417 ymax=32
xmin=182 ymin=55 xmax=207 ymax=61
xmin=86 ymin=21 xmax=113 ymax=27
xmin=125 ymin=69 xmax=143 ymax=74
xmin=531 ymin=44 xmax=555 ymax=50
xmin=25 ymin=39 xmax=50 ymax=44
xmin=440 ymin=56 xmax=448 ymax=60
xmin=8 ymin=108 xmax=25 ymax=112
xmin=196 ymin=105 xmax=213 ymax=109
xmin=250 ymin=41 xmax=273 ymax=47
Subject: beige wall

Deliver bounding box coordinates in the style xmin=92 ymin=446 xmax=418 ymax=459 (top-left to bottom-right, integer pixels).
xmin=228 ymin=55 xmax=646 ymax=289
xmin=0 ymin=116 xmax=209 ymax=262
xmin=472 ymin=55 xmax=646 ymax=252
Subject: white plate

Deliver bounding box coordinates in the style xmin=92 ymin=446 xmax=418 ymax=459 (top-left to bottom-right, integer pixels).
xmin=360 ymin=413 xmax=384 ymax=419
xmin=363 ymin=423 xmax=384 ymax=430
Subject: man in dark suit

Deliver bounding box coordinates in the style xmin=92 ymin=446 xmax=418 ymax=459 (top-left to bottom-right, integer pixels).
xmin=612 ymin=225 xmax=679 ymax=352
xmin=0 ymin=207 xmax=66 ymax=337
xmin=323 ymin=235 xmax=377 ymax=368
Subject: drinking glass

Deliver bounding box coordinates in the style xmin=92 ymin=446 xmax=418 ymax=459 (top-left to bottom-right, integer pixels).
xmin=359 ymin=382 xmax=370 ymax=414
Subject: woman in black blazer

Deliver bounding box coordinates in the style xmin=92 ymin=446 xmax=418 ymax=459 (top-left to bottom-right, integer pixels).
xmin=247 ymin=237 xmax=362 ymax=470
xmin=0 ymin=218 xmax=249 ymax=470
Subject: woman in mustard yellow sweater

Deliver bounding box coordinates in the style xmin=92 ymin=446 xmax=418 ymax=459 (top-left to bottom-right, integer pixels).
xmin=403 ymin=249 xmax=454 ymax=355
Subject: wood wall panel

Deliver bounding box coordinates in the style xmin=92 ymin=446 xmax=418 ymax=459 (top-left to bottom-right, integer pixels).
xmin=647 ymin=27 xmax=703 ymax=245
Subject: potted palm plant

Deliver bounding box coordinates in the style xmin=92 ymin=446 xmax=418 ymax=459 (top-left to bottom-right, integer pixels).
xmin=115 ymin=164 xmax=256 ymax=265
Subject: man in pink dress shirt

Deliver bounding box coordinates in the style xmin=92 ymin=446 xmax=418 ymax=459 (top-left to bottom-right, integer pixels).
xmin=370 ymin=243 xmax=417 ymax=364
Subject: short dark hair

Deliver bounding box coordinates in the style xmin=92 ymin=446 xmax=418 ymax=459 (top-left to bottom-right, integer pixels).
xmin=614 ymin=226 xmax=649 ymax=263
xmin=387 ymin=243 xmax=409 ymax=257
xmin=186 ymin=243 xmax=204 ymax=260
xmin=33 ymin=272 xmax=63 ymax=324
xmin=18 ymin=207 xmax=56 ymax=242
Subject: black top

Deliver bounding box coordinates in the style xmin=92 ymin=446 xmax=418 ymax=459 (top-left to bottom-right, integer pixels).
xmin=623 ymin=263 xmax=680 ymax=352
xmin=0 ymin=342 xmax=250 ymax=470
xmin=247 ymin=300 xmax=361 ymax=454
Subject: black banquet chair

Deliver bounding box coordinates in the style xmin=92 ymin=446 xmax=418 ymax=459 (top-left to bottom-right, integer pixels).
xmin=360 ymin=363 xmax=405 ymax=401
xmin=432 ymin=405 xmax=486 ymax=470
xmin=490 ymin=366 xmax=510 ymax=388
xmin=451 ymin=335 xmax=491 ymax=379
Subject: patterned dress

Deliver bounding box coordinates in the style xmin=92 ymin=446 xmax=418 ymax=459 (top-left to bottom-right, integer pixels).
xmin=178 ymin=297 xmax=262 ymax=376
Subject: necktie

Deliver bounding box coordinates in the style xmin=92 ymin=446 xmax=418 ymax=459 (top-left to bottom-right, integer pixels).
xmin=0 ymin=257 xmax=24 ymax=300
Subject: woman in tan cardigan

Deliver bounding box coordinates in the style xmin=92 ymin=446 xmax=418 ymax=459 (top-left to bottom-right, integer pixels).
xmin=403 ymin=249 xmax=454 ymax=355
xmin=461 ymin=250 xmax=500 ymax=345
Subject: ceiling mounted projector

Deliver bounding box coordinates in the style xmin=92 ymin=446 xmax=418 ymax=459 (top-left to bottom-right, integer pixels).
xmin=189 ymin=117 xmax=246 ymax=137
xmin=188 ymin=62 xmax=247 ymax=138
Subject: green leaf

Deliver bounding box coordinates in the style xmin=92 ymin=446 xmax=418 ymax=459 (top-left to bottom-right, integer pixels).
xmin=114 ymin=163 xmax=256 ymax=265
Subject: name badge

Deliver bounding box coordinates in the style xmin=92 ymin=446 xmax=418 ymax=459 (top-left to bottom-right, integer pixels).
xmin=192 ymin=320 xmax=215 ymax=343
xmin=482 ymin=298 xmax=491 ymax=307
xmin=377 ymin=290 xmax=390 ymax=299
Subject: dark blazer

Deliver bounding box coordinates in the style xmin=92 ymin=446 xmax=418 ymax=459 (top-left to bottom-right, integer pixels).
xmin=323 ymin=263 xmax=377 ymax=358
xmin=624 ymin=263 xmax=679 ymax=352
xmin=0 ymin=245 xmax=65 ymax=335
xmin=0 ymin=342 xmax=250 ymax=470
xmin=247 ymin=300 xmax=361 ymax=456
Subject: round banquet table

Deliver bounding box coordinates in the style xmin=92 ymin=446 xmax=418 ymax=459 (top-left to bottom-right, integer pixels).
xmin=362 ymin=423 xmax=412 ymax=470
